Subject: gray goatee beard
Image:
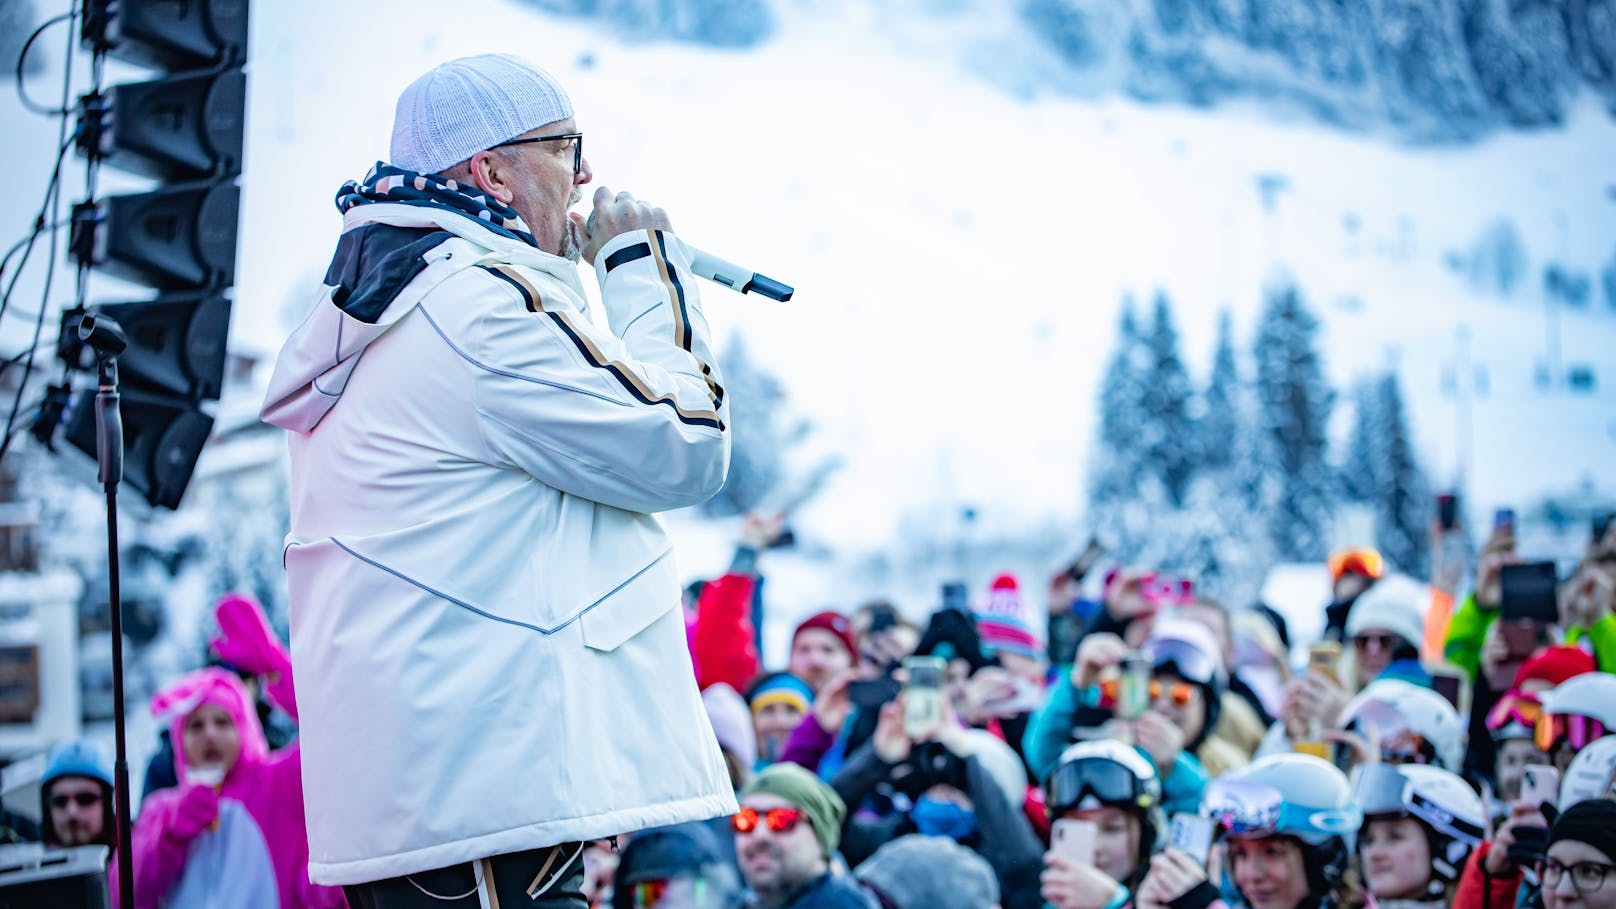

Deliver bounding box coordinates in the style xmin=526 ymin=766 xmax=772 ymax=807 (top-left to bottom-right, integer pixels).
xmin=561 ymin=187 xmax=584 ymax=263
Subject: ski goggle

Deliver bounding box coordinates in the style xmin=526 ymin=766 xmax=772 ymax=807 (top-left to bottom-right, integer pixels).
xmin=732 ymin=806 xmax=804 ymax=835
xmin=1097 ymin=678 xmax=1198 ymax=708
xmin=1328 ymin=548 xmax=1385 ymax=580
xmin=1143 ymin=637 xmax=1220 ymax=687
xmin=1536 ymin=713 xmax=1609 ymax=752
xmin=1378 ymin=730 xmax=1438 ymax=767
xmin=1202 ymin=779 xmax=1284 ymax=836
xmin=1487 ymin=693 xmax=1544 ymax=733
xmin=1202 ymin=778 xmax=1361 ymax=839
xmin=1343 ymin=698 xmax=1412 ymax=741
xmin=1047 ymin=756 xmax=1158 ymax=814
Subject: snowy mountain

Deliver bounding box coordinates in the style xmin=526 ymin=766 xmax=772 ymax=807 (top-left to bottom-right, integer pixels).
xmin=527 ymin=0 xmax=1616 ymax=143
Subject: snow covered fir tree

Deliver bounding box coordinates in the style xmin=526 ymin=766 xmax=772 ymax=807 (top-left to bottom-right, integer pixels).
xmin=1085 ymin=282 xmax=1439 ymax=602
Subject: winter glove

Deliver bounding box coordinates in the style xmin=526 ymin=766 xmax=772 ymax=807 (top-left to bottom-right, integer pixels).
xmin=210 ymin=593 xmax=291 ymax=677
xmin=1167 ymin=881 xmax=1222 ymax=909
xmin=169 ymin=782 xmax=221 ymax=841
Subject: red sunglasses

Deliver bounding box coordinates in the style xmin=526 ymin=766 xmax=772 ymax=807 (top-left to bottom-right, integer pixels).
xmin=732 ymin=806 xmax=804 ymax=835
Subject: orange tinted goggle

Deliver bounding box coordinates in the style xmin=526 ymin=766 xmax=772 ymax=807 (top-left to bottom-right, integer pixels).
xmin=1098 ymin=678 xmax=1196 ymax=707
xmin=1487 ymin=694 xmax=1543 ymax=732
xmin=1535 ymin=713 xmax=1609 ymax=752
xmin=732 ymin=806 xmax=803 ymax=835
xmin=1329 ymin=548 xmax=1385 ymax=580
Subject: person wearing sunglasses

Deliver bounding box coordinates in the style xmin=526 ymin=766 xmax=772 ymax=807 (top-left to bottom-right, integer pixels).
xmin=40 ymin=739 xmax=115 ymax=850
xmin=1341 ymin=585 xmax=1426 ymax=692
xmin=263 ymin=52 xmax=739 ymax=908
xmin=731 ymin=763 xmax=873 ymax=909
xmin=1027 ymin=619 xmax=1229 ymax=811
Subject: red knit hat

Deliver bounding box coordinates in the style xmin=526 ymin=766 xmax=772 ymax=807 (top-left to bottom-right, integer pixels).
xmin=1515 ymin=644 xmax=1597 ymax=689
xmin=793 ymin=611 xmax=858 ymax=661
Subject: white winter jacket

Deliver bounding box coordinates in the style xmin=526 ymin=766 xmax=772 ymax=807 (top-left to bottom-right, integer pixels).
xmin=260 ymin=201 xmax=737 ymax=886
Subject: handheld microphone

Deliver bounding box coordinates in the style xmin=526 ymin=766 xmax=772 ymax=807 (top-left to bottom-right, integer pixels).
xmin=587 ymin=213 xmax=793 ymax=302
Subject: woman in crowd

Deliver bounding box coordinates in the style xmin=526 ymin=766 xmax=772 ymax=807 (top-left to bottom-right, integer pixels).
xmin=1025 ymin=619 xmax=1223 ymax=816
xmin=1353 ymin=762 xmax=1485 ymax=908
xmin=1039 ymin=740 xmax=1163 ymax=909
xmin=1132 ymin=753 xmax=1362 ymax=909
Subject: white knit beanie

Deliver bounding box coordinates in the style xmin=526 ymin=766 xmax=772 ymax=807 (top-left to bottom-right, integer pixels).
xmin=390 ymin=54 xmax=573 ymax=175
xmin=1345 ymin=583 xmax=1425 ymax=651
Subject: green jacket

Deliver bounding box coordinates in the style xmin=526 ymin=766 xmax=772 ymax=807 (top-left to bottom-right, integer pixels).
xmin=1566 ymin=612 xmax=1616 ymax=673
xmin=1443 ymin=592 xmax=1495 ymax=679
xmin=1446 ymin=591 xmax=1616 ymax=678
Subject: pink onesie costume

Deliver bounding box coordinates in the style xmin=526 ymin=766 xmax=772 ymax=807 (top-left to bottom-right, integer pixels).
xmin=127 ymin=595 xmax=345 ymax=908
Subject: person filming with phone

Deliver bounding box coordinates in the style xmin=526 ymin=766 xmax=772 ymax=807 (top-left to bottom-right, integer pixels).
xmin=1026 ymin=618 xmax=1229 ymax=816
xmin=1039 ymin=740 xmax=1165 ymax=909
xmin=827 ymin=659 xmax=1044 ymax=908
xmin=261 ymin=53 xmax=736 ymax=907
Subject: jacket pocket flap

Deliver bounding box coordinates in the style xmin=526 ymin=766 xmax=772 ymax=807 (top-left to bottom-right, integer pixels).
xmin=580 ymin=550 xmax=678 ymax=651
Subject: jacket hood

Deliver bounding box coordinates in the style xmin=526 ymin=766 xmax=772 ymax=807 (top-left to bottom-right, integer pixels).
xmin=151 ymin=667 xmax=268 ymax=783
xmin=260 ymin=202 xmax=586 ymax=433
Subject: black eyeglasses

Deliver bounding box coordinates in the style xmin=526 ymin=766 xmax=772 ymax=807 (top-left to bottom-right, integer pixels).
xmin=1540 ymin=857 xmax=1616 ymax=894
xmin=489 ymin=132 xmax=583 ymax=176
xmin=50 ymin=792 xmax=102 ymax=809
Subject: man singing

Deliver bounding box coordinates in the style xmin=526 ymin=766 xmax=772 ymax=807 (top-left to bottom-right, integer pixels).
xmin=262 ymin=54 xmax=736 ymax=907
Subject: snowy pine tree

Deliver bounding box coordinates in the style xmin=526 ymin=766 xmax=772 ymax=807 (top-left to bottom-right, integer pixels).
xmin=1088 ymin=297 xmax=1152 ymax=509
xmin=1253 ymin=283 xmax=1336 ymax=561
xmin=1142 ymin=292 xmax=1197 ymax=506
xmin=1341 ymin=373 xmax=1431 ymax=576
xmin=704 ymin=335 xmax=782 ymax=517
xmin=1200 ymin=310 xmax=1240 ymax=473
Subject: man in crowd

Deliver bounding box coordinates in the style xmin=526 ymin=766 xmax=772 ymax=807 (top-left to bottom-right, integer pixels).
xmin=41 ymin=740 xmax=115 ymax=850
xmin=734 ymin=764 xmax=872 ymax=908
xmin=263 ymin=53 xmax=734 ymax=907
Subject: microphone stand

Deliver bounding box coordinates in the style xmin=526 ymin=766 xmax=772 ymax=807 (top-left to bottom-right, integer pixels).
xmin=80 ymin=313 xmax=133 ymax=909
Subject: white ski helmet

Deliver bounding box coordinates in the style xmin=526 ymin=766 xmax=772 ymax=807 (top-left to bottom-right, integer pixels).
xmin=1354 ymin=762 xmax=1485 ymax=888
xmin=1203 ymin=754 xmax=1362 ymax=895
xmin=1339 ymin=678 xmax=1465 ymax=772
xmin=1542 ymin=672 xmax=1616 ymax=727
xmin=1560 ymin=734 xmax=1616 ymax=809
xmin=1047 ymin=739 xmax=1164 ymax=868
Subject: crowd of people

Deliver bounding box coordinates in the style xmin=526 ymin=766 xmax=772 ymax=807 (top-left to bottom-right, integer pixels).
xmin=603 ymin=512 xmax=1616 ymax=909
xmin=8 ymin=510 xmax=1616 ymax=909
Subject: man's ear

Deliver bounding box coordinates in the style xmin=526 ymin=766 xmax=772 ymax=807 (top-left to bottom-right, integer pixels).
xmin=467 ymin=150 xmax=515 ymax=204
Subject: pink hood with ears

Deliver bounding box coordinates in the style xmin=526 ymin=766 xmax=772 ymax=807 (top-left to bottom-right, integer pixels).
xmin=151 ymin=667 xmax=270 ymax=783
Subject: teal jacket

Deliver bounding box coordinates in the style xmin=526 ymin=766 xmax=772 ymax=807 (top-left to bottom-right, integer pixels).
xmin=1024 ymin=668 xmax=1210 ymax=816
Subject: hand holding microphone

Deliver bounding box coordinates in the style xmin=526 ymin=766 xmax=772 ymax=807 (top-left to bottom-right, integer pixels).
xmin=573 ymin=186 xmax=793 ymax=302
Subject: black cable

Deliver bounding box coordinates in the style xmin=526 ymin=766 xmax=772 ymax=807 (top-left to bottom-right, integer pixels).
xmin=0 ymin=137 xmax=75 ymax=330
xmin=14 ymin=12 xmax=75 ymax=116
xmin=0 ymin=4 xmax=78 ymax=467
xmin=0 ymin=395 xmax=48 ymax=455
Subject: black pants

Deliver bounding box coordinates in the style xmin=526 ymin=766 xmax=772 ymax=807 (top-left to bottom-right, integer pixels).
xmin=343 ymin=842 xmax=586 ymax=909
